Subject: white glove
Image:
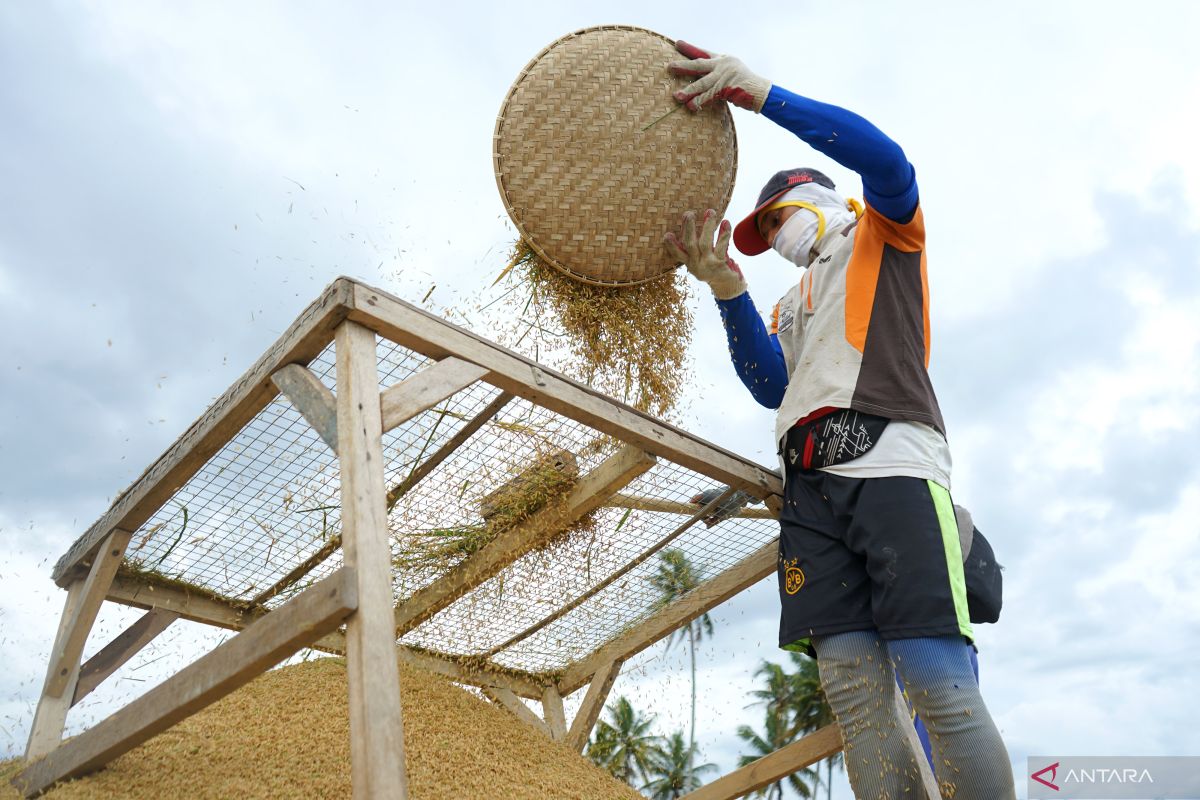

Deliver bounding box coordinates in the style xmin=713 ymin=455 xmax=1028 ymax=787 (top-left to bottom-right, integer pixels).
xmin=664 ymin=209 xmax=748 ymax=301
xmin=668 ymin=40 xmax=771 ymax=113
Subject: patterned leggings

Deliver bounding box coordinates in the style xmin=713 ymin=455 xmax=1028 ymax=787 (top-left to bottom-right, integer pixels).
xmin=812 ymin=630 xmax=1016 ymax=799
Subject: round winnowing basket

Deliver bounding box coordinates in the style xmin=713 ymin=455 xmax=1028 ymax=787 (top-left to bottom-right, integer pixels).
xmin=494 ymin=26 xmax=738 ymax=286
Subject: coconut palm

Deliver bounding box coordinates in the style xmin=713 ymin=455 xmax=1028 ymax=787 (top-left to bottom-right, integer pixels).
xmin=643 ymin=731 xmax=717 ymax=799
xmin=748 ymin=659 xmax=802 ymax=737
xmin=586 ymin=696 xmax=664 ymax=786
xmin=648 ymin=548 xmax=714 ymax=757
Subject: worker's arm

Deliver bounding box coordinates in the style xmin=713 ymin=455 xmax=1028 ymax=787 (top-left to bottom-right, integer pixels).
xmin=669 ymin=42 xmax=919 ymax=223
xmin=761 ymin=87 xmax=918 ymax=223
xmin=714 ymin=293 xmax=788 ymax=409
xmin=664 ymin=211 xmax=788 ymax=409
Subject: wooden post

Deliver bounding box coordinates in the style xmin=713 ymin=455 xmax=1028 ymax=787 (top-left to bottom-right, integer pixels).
xmin=481 ymin=687 xmax=551 ymax=737
xmin=565 ymin=659 xmax=622 ymax=753
xmin=336 ymin=321 xmax=409 ymax=800
xmin=43 ymin=529 xmax=133 ymax=701
xmin=541 ymin=686 xmax=567 ymax=741
xmin=25 ymin=582 xmax=84 ymax=760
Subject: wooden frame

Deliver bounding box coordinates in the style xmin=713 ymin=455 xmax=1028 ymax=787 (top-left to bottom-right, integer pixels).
xmin=678 ymin=725 xmax=844 ymax=800
xmin=20 ymin=278 xmax=823 ymax=798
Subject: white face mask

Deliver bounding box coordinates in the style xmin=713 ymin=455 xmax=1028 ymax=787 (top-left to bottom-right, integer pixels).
xmin=771 ymin=208 xmax=821 ymax=268
xmin=767 ymin=184 xmax=860 ymax=268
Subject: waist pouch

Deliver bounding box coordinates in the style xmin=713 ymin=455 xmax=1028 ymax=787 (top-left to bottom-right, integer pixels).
xmin=964 ymin=528 xmax=1003 ymax=624
xmin=783 ymin=408 xmax=890 ymax=471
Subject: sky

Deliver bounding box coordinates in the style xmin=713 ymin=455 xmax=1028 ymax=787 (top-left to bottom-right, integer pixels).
xmin=2 ymin=2 xmax=1199 ymax=798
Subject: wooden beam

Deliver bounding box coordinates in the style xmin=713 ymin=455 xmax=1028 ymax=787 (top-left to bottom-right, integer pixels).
xmin=336 ymin=321 xmax=409 ymax=800
xmin=386 ymin=390 xmax=514 ymax=511
xmin=46 ymin=529 xmax=133 ymax=699
xmin=541 ymin=686 xmax=567 ymax=741
xmin=392 ymin=445 xmax=656 ymax=637
xmin=605 ymin=492 xmax=774 ymax=519
xmin=678 ymin=725 xmax=844 ymax=800
xmin=391 ymin=647 xmax=545 ymax=700
xmin=271 ymin=364 xmax=339 ymax=454
xmin=565 ymin=658 xmax=622 ymax=753
xmin=104 ymin=573 xmax=546 ymax=699
xmin=487 ymin=488 xmax=737 ymax=657
xmin=250 ymin=535 xmax=343 ymax=606
xmin=895 ymin=681 xmax=942 ymax=799
xmin=25 ymin=582 xmax=84 ymax=760
xmin=482 ymin=686 xmax=550 ymax=738
xmin=72 ymin=609 xmax=180 ymax=706
xmin=559 ymin=540 xmax=776 ymax=694
xmin=345 ymin=284 xmax=783 ymax=504
xmin=14 ymin=569 xmax=358 ymax=799
xmin=106 ymin=573 xmax=259 ymax=630
xmin=53 ymin=278 xmax=353 ymax=588
xmin=378 ymin=356 xmax=489 ymax=434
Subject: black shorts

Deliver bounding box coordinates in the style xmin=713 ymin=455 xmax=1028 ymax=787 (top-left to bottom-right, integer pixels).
xmin=776 ymin=468 xmax=974 ymax=652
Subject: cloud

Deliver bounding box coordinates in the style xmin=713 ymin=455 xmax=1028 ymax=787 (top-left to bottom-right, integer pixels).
xmin=3 ymin=5 xmax=1200 ymax=797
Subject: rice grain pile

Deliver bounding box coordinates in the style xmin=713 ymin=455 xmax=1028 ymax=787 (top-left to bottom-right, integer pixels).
xmin=3 ymin=659 xmax=642 ymax=799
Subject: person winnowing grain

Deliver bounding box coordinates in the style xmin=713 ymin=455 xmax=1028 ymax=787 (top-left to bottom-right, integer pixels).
xmin=663 ymin=40 xmax=1016 ymax=799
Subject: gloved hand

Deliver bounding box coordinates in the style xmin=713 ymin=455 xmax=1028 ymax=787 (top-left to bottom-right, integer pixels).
xmin=668 ymin=40 xmax=771 ymax=113
xmin=664 ymin=209 xmax=748 ymax=300
xmin=690 ymin=486 xmax=761 ymax=528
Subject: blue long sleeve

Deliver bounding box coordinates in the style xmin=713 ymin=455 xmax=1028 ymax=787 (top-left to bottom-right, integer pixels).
xmin=714 ymin=292 xmax=788 ymax=409
xmin=761 ymin=85 xmax=919 ymax=222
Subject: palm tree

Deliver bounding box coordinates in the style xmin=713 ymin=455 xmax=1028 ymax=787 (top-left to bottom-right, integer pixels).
xmin=748 ymin=659 xmax=802 ymax=738
xmin=644 ymin=731 xmax=717 ymax=799
xmin=648 ymin=548 xmax=714 ymax=757
xmin=586 ymin=696 xmax=664 ymax=786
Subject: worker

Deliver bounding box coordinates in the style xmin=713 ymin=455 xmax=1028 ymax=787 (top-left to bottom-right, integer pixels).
xmin=664 ymin=40 xmax=1016 ymax=798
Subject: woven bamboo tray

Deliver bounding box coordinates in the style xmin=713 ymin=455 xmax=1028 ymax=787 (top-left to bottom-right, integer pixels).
xmin=494 ymin=25 xmax=738 ymax=286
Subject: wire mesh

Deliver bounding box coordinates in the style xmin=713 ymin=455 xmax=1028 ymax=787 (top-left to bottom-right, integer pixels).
xmin=117 ymin=334 xmax=780 ymax=676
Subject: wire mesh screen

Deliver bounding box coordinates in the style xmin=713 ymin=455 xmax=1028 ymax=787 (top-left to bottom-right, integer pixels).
xmin=120 ymin=334 xmax=779 ymax=676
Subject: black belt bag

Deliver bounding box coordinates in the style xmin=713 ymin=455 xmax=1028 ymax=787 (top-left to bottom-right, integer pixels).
xmin=783 ymin=409 xmax=890 ymax=471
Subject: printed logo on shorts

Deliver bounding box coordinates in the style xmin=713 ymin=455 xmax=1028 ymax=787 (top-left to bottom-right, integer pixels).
xmin=783 ymin=558 xmax=806 ymax=595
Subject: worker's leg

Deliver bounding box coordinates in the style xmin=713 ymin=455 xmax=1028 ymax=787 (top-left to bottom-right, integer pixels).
xmin=904 ymin=647 xmax=980 ymax=775
xmin=888 ymin=636 xmax=1016 ymax=799
xmin=812 ymin=629 xmax=926 ymax=799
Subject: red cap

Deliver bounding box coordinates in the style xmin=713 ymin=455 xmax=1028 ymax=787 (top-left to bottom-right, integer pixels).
xmin=733 ymin=168 xmax=836 ymax=256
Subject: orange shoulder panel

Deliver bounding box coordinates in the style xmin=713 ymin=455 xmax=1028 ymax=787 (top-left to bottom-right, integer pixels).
xmin=770 ymin=302 xmax=781 ymax=335
xmin=863 ymin=203 xmax=925 ymax=252
xmin=844 ymin=205 xmax=928 ymax=354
